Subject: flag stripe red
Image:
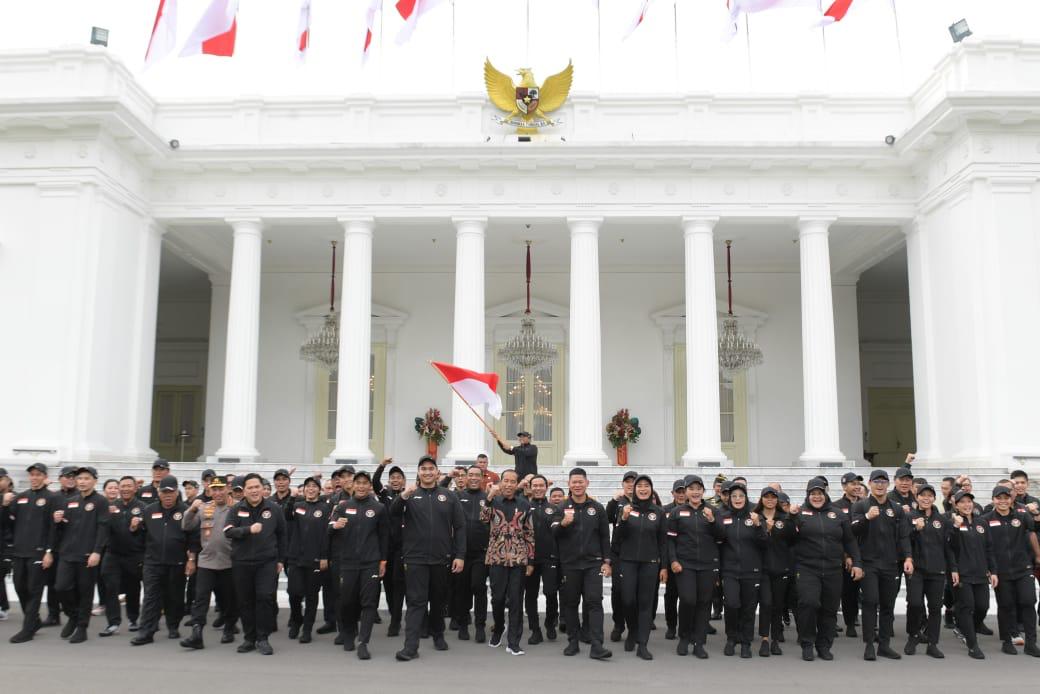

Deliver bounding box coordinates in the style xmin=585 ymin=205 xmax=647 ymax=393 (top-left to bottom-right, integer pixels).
xmin=145 ymin=0 xmax=167 ymax=59
xmin=201 ymin=18 xmax=237 ymax=56
xmin=396 ymin=0 xmax=417 ymax=20
xmin=824 ymin=0 xmax=854 ymax=21
xmin=364 ymin=29 xmax=373 ymax=52
xmin=431 ymin=361 xmax=499 ymax=392
xmin=299 ymin=29 xmax=309 ymax=52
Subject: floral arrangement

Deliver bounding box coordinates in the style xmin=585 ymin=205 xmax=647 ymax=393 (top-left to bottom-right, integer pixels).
xmin=414 ymin=408 xmax=449 ymax=444
xmin=606 ymin=408 xmax=641 ymax=449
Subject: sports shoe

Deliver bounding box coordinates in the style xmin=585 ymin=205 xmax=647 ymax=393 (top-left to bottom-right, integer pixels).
xmin=316 ymin=622 xmax=337 ymax=634
xmin=395 ymin=649 xmax=418 ymax=661
xmin=770 ymin=640 xmax=782 ymax=656
xmin=127 ymin=621 xmax=139 ymax=632
xmin=863 ymin=643 xmax=876 ymax=661
xmin=968 ymin=646 xmax=986 ymax=659
xmin=432 ymin=634 xmax=449 ymax=651
xmin=236 ymin=641 xmax=256 ymax=653
xmin=563 ymin=641 xmax=580 ymax=656
xmin=676 ymin=638 xmax=689 ymax=656
xmin=91 ymin=606 xmax=105 ymax=616
xmin=740 ymin=643 xmax=752 ymax=658
xmin=130 ymin=633 xmax=155 ymax=646
xmin=99 ymin=624 xmax=119 ymax=637
xmin=488 ymin=631 xmax=503 ymax=648
xmin=724 ymin=640 xmax=736 ymax=656
xmin=1012 ymin=634 xmax=1025 ymax=646
xmin=846 ymin=625 xmax=857 ymax=638
xmin=692 ymin=643 xmax=709 ymax=659
xmin=545 ymin=624 xmax=557 ymax=641
xmin=589 ymin=643 xmax=612 ymax=660
xmin=69 ymin=627 xmax=87 ymax=644
xmin=1002 ymin=641 xmax=1018 ymax=655
xmin=636 ymin=644 xmax=653 ymax=660
xmin=474 ymin=626 xmax=486 ymax=644
xmin=926 ymin=644 xmax=945 ymax=658
xmin=1024 ymin=641 xmax=1040 ymax=658
xmin=506 ymin=645 xmax=525 ymax=656
xmin=976 ymin=623 xmax=994 ymax=636
xmin=528 ymin=628 xmax=543 ymax=645
xmin=877 ymin=642 xmax=901 ymax=659
xmin=816 ymin=646 xmax=834 ymax=661
xmin=759 ymin=640 xmax=770 ymax=657
xmin=610 ymin=627 xmax=623 ymax=642
xmin=457 ymin=626 xmax=470 ymax=641
xmin=256 ymin=640 xmax=273 ymax=655
xmin=60 ymin=621 xmax=76 ymax=639
xmin=802 ymin=643 xmax=815 ymax=661
xmin=357 ymin=643 xmax=371 ymax=660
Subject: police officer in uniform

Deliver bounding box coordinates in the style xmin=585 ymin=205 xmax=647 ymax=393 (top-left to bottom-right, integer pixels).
xmin=181 ymin=476 xmax=237 ymax=649
xmin=130 ymin=475 xmax=197 ymax=645
xmin=452 ymin=465 xmax=489 ymax=642
xmin=3 ymin=462 xmax=58 ymax=643
xmin=284 ymin=476 xmax=330 ymax=644
xmin=525 ymin=474 xmax=560 ymax=644
xmin=99 ymin=475 xmax=146 ymax=636
xmin=495 ymin=431 xmax=538 ymax=480
xmin=223 ymin=472 xmax=287 ymax=655
xmin=52 ymin=466 xmax=110 ymax=643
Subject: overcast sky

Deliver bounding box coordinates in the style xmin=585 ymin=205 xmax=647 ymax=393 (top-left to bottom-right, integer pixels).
xmin=1 ymin=1 xmax=1035 ymax=99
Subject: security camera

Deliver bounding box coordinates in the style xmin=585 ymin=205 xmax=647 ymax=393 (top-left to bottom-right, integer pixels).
xmin=169 ymin=139 xmax=180 ymax=150
xmin=884 ymin=135 xmax=896 ymax=146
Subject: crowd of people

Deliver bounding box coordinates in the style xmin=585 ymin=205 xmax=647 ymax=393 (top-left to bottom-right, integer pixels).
xmin=2 ymin=444 xmax=1040 ymax=664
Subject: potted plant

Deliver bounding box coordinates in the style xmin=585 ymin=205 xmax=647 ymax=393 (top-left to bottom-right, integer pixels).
xmin=606 ymin=408 xmax=641 ymax=467
xmin=415 ymin=408 xmax=449 ymax=458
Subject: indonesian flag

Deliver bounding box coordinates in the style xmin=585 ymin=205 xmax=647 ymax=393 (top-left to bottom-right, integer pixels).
xmin=726 ymin=0 xmax=856 ymax=36
xmin=431 ymin=361 xmax=502 ymax=419
xmin=297 ymin=0 xmax=312 ymax=57
xmin=144 ymin=0 xmax=178 ymax=67
xmin=395 ymin=0 xmax=446 ymax=45
xmin=624 ymin=0 xmax=653 ymax=40
xmin=180 ymin=0 xmax=239 ymax=57
xmin=363 ymin=0 xmax=382 ymax=62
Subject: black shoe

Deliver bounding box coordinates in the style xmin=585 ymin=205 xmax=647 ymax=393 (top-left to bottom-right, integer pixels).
xmin=926 ymin=644 xmax=945 ymax=658
xmin=343 ymin=637 xmax=356 ymax=652
xmin=968 ymin=646 xmax=986 ymax=659
xmin=676 ymin=638 xmax=689 ymax=656
xmin=41 ymin=614 xmax=60 ymax=627
xmin=564 ymin=641 xmax=580 ymax=656
xmin=395 ymin=649 xmax=418 ymax=661
xmin=944 ymin=611 xmax=955 ymax=629
xmin=69 ymin=627 xmax=87 ymax=644
xmin=449 ymin=618 xmax=459 ymax=631
xmin=316 ymin=622 xmax=337 ymax=634
xmin=99 ymin=624 xmax=119 ymax=637
xmin=474 ymin=626 xmax=486 ymax=644
xmin=976 ymin=623 xmax=994 ymax=636
xmin=9 ymin=630 xmax=34 ymax=644
xmin=373 ymin=613 xmax=383 ymax=624
xmin=167 ymin=628 xmax=180 ymax=640
xmin=528 ymin=629 xmax=543 ymax=645
xmin=457 ymin=626 xmax=470 ymax=641
xmin=545 ymin=625 xmax=557 ymax=641
xmin=665 ymin=627 xmax=676 ymax=640
xmin=433 ymin=634 xmax=449 ymax=651
xmin=579 ymin=631 xmax=592 ymax=645
xmin=877 ymin=642 xmax=901 ymax=659
xmin=692 ymin=643 xmax=709 ymax=659
xmin=213 ymin=615 xmax=226 ymax=629
xmin=706 ymin=623 xmax=717 ymax=635
xmin=60 ymin=621 xmax=76 ymax=639
xmin=288 ymin=624 xmax=300 ymax=640
xmin=299 ymin=628 xmax=312 ymax=644
xmin=334 ymin=632 xmax=344 ymax=646
xmin=256 ymin=640 xmax=273 ymax=656
xmin=637 ymin=644 xmax=653 ymax=660
xmin=589 ymin=643 xmax=612 ymax=660
xmin=771 ymin=640 xmax=783 ymax=656
xmin=357 ymin=643 xmax=371 ymax=660
xmin=610 ymin=627 xmax=623 ymax=643
xmin=711 ymin=611 xmax=723 ymax=621
xmin=236 ymin=641 xmax=256 ymax=653
xmin=131 ymin=633 xmax=155 ymax=646
xmin=724 ymin=640 xmax=736 ymax=656
xmin=904 ymin=638 xmax=917 ymax=656
xmin=777 ymin=631 xmax=785 ymax=643
xmin=1025 ymin=642 xmax=1040 ymax=658
xmin=863 ymin=643 xmax=876 ymax=661
xmin=846 ymin=625 xmax=857 ymax=638
xmin=624 ymin=634 xmax=636 ymax=652
xmin=740 ymin=643 xmax=752 ymax=659
xmin=221 ymin=629 xmax=235 ymax=644
xmin=180 ymin=625 xmax=204 ymax=650
xmin=489 ymin=631 xmax=502 ymax=648
xmin=817 ymin=646 xmax=834 ymax=661
xmin=1002 ymin=641 xmax=1018 ymax=656
xmin=759 ymin=641 xmax=770 ymax=657
xmin=802 ymin=643 xmax=815 ymax=661
xmin=127 ymin=621 xmax=139 ymax=632
xmin=387 ymin=622 xmax=401 ymax=638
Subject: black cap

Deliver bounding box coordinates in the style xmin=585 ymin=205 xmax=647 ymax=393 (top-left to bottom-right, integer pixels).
xmin=517 ymin=431 xmax=531 ymax=438
xmin=417 ymin=456 xmax=437 ymax=467
xmin=182 ymin=480 xmax=198 ymax=489
xmin=26 ymin=462 xmax=48 ymax=475
xmin=953 ymin=489 xmax=975 ymax=503
xmin=720 ymin=480 xmax=734 ymax=493
xmin=152 ymin=458 xmax=170 ymax=470
xmin=806 ymin=478 xmax=828 ymax=494
xmin=60 ymin=465 xmax=77 ymax=477
xmin=74 ymin=466 xmax=98 ymax=479
xmin=337 ymin=465 xmax=356 ymax=476
xmin=760 ymin=486 xmax=779 ymax=498
xmin=353 ymin=470 xmax=372 ymax=484
xmin=622 ymin=470 xmax=639 ymax=482
xmin=388 ymin=465 xmax=404 ymax=477
xmin=201 ymin=469 xmax=216 ymax=481
xmin=0 ymin=467 xmax=7 ymax=477
xmin=869 ymin=469 xmax=890 ymax=482
xmin=777 ymin=492 xmax=791 ymax=504
xmin=992 ymin=485 xmax=1013 ymax=498
xmin=808 ymin=476 xmax=829 ymax=490
xmin=917 ymin=484 xmax=936 ymax=497
xmin=672 ymin=479 xmax=686 ymax=492
xmin=273 ymin=468 xmax=290 ymax=480
xmin=159 ymin=476 xmax=179 ymax=491
xmin=302 ymin=476 xmax=321 ymax=488
xmin=683 ymin=474 xmax=704 ymax=489
xmin=841 ymin=472 xmax=863 ymax=485
xmin=728 ymin=481 xmax=747 ymax=493
xmin=894 ymin=467 xmax=914 ymax=480
xmin=231 ymin=476 xmax=246 ymax=490
xmin=261 ymin=478 xmax=271 ymax=487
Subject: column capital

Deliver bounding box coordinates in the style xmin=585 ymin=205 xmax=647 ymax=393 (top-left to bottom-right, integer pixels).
xmin=337 ymin=216 xmax=375 ymax=231
xmin=451 ymin=216 xmax=488 ymax=235
xmin=797 ymin=216 xmax=837 ymax=236
xmin=567 ymin=217 xmax=603 ymax=233
xmin=225 ymin=217 xmax=263 ymax=235
xmin=681 ymin=216 xmax=719 ymax=235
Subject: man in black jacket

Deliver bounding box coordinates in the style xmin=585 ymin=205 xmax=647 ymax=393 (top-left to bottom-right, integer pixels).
xmin=99 ymin=476 xmax=147 ymax=636
xmin=525 ymin=474 xmax=560 ymax=644
xmin=390 ymin=456 xmax=465 ymax=661
xmin=223 ymin=473 xmax=287 ymax=655
xmin=373 ymin=458 xmax=407 ymax=636
xmin=552 ymin=467 xmax=612 ymax=660
xmin=833 ymin=471 xmax=863 ymax=637
xmin=452 ymin=465 xmax=489 ymax=642
xmin=982 ymin=485 xmax=1040 ymax=656
xmin=52 ymin=466 xmax=110 ymax=643
xmin=284 ymin=477 xmax=329 ymax=644
xmin=494 ymin=431 xmax=538 ymax=480
xmin=3 ymin=462 xmax=58 ymax=642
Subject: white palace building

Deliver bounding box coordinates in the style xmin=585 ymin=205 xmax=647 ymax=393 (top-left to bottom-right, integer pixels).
xmin=2 ymin=34 xmax=1040 ymax=485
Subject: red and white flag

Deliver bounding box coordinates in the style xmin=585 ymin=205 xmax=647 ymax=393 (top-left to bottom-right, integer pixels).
xmin=623 ymin=0 xmax=653 ymax=40
xmin=431 ymin=361 xmax=502 ymax=419
xmin=726 ymin=0 xmax=856 ymax=36
xmin=297 ymin=0 xmax=312 ymax=57
xmin=363 ymin=0 xmax=382 ymax=62
xmin=180 ymin=0 xmax=239 ymax=57
xmin=144 ymin=0 xmax=178 ymax=67
xmin=395 ymin=0 xmax=446 ymax=45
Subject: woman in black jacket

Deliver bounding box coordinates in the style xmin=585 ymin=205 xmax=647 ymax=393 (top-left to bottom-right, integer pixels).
xmin=754 ymin=487 xmax=794 ymax=657
xmin=717 ymin=481 xmax=768 ymax=658
xmin=610 ymin=475 xmax=667 ymax=660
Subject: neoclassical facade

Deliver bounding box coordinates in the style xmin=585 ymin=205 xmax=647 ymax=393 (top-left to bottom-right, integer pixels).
xmin=1 ymin=40 xmax=1039 ymax=474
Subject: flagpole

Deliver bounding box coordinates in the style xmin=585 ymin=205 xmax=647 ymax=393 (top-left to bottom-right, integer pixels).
xmin=890 ymin=0 xmax=904 ymax=86
xmin=451 ymin=0 xmax=457 ymax=93
xmin=597 ymin=0 xmax=603 ymax=92
xmin=526 ymin=0 xmax=531 ymax=64
xmin=428 ymin=361 xmax=498 ymax=437
xmin=673 ymin=0 xmax=680 ymax=92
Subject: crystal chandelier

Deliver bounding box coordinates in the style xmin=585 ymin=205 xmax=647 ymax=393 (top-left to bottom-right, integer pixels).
xmin=718 ymin=240 xmax=763 ymax=373
xmin=299 ymin=241 xmax=340 ymax=371
xmin=499 ymin=240 xmax=556 ymax=372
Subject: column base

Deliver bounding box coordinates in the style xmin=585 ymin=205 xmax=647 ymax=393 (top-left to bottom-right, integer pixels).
xmin=210 ymin=448 xmax=260 ymax=465
xmin=324 ymin=449 xmax=375 ymax=467
xmin=443 ymin=449 xmax=484 ymax=468
xmin=681 ymin=451 xmax=730 ymax=468
xmin=562 ymin=450 xmax=610 ymax=467
xmin=795 ymin=453 xmax=852 ymax=469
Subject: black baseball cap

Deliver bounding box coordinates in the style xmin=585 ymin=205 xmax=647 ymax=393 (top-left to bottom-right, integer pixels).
xmin=302 ymin=476 xmax=321 ymax=488
xmin=683 ymin=475 xmax=704 ymax=489
xmin=74 ymin=466 xmax=98 ymax=479
xmin=417 ymin=456 xmax=437 ymax=467
xmin=159 ymin=476 xmax=179 ymax=491
xmin=672 ymin=479 xmax=686 ymax=492
xmin=353 ymin=470 xmax=372 ymax=484
xmin=622 ymin=470 xmax=639 ymax=482
xmin=841 ymin=472 xmax=863 ymax=485
xmin=231 ymin=475 xmax=246 ymax=490
xmin=869 ymin=469 xmax=890 ymax=482
xmin=26 ymin=462 xmax=48 ymax=475
xmin=60 ymin=466 xmax=77 ymax=477
xmin=517 ymin=431 xmax=531 ymax=438
xmin=273 ymin=468 xmax=290 ymax=480
xmin=760 ymin=486 xmax=779 ymax=498
xmin=806 ymin=478 xmax=828 ymax=493
xmin=727 ymin=481 xmax=746 ymax=494
xmin=182 ymin=480 xmax=198 ymax=489
xmin=720 ymin=480 xmax=734 ymax=493
xmin=808 ymin=476 xmax=829 ymax=490
xmin=201 ymin=469 xmax=216 ymax=481
xmin=0 ymin=467 xmax=7 ymax=477
xmin=917 ymin=484 xmax=936 ymax=496
xmin=388 ymin=465 xmax=404 ymax=477
xmin=337 ymin=465 xmax=356 ymax=476
xmin=992 ymin=485 xmax=1013 ymax=498
xmin=894 ymin=467 xmax=914 ymax=480
xmin=152 ymin=459 xmax=170 ymax=470
xmin=777 ymin=492 xmax=791 ymax=504
xmin=953 ymin=489 xmax=975 ymax=502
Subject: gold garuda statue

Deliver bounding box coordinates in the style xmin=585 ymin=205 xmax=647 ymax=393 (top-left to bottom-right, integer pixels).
xmin=484 ymin=58 xmax=573 ymax=134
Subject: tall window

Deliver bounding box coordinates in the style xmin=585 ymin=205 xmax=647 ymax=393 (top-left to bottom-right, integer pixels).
xmin=494 ymin=348 xmax=563 ymax=468
xmin=315 ymin=346 xmax=386 ymax=461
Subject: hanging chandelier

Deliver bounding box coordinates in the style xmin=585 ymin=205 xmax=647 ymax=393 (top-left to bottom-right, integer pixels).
xmin=499 ymin=240 xmax=556 ymax=372
xmin=718 ymin=240 xmax=763 ymax=373
xmin=299 ymin=241 xmax=340 ymax=371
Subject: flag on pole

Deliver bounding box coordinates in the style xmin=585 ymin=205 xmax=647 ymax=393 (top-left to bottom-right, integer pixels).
xmin=818 ymin=0 xmax=855 ymax=25
xmin=395 ymin=0 xmax=446 ymax=45
xmin=297 ymin=0 xmax=312 ymax=57
xmin=180 ymin=0 xmax=239 ymax=57
xmin=363 ymin=0 xmax=382 ymax=62
xmin=430 ymin=361 xmax=503 ymax=419
xmin=144 ymin=0 xmax=178 ymax=67
xmin=725 ymin=0 xmax=857 ymax=36
xmin=623 ymin=0 xmax=653 ymax=40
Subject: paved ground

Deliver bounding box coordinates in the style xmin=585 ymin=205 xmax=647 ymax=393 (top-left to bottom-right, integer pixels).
xmin=0 ymin=603 xmax=1037 ymax=692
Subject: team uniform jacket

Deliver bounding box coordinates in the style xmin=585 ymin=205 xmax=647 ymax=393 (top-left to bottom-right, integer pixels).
xmin=666 ymin=502 xmax=722 ymax=571
xmin=907 ymin=508 xmax=955 ymax=575
xmin=716 ymin=507 xmax=768 ymax=579
xmin=458 ymin=488 xmax=490 ymax=561
xmin=551 ymin=497 xmax=610 ymax=569
xmin=947 ymin=512 xmax=996 ymax=583
xmin=285 ymin=497 xmax=332 ymax=568
xmin=5 ymin=487 xmax=59 ymax=559
xmin=136 ymin=501 xmax=198 ymax=565
xmin=52 ymin=490 xmax=110 ymax=562
xmin=528 ymin=497 xmax=559 ymax=564
xmin=790 ymin=500 xmax=862 ymax=573
xmin=106 ymin=497 xmax=147 ymax=557
xmin=981 ymin=508 xmax=1037 ymax=580
xmin=761 ymin=511 xmax=795 ymax=575
xmin=223 ymin=498 xmax=288 ymax=565
xmin=329 ymin=494 xmax=389 ymax=567
xmin=390 ymin=486 xmax=465 ymax=565
xmin=851 ymin=496 xmax=912 ymax=568
xmin=609 ymin=502 xmax=668 ymax=564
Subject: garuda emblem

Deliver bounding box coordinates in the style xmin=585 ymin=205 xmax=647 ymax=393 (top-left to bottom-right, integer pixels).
xmin=484 ymin=58 xmax=573 ymax=133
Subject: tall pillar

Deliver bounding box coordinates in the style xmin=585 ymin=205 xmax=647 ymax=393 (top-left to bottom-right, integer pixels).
xmin=797 ymin=217 xmax=846 ymax=464
xmin=681 ymin=217 xmax=727 ymax=466
xmin=446 ymin=217 xmax=487 ymax=464
xmin=214 ymin=218 xmax=263 ymax=461
xmin=124 ymin=222 xmax=163 ymax=459
xmin=563 ymin=217 xmax=609 ymax=466
xmin=904 ymin=221 xmax=940 ymax=461
xmin=330 ymin=217 xmax=375 ymax=465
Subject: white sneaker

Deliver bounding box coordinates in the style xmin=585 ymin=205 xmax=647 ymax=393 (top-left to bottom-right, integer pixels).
xmin=91 ymin=606 xmax=105 ymax=616
xmin=506 ymin=646 xmax=525 ymax=656
xmin=0 ymin=609 xmax=8 ymax=621
xmin=1012 ymin=634 xmax=1025 ymax=646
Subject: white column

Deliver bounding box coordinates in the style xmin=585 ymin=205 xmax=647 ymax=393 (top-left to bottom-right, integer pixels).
xmin=798 ymin=217 xmax=846 ymax=463
xmin=904 ymin=221 xmax=940 ymax=461
xmin=563 ymin=217 xmax=609 ymax=466
xmin=445 ymin=217 xmax=487 ymax=464
xmin=330 ymin=217 xmax=375 ymax=464
xmin=681 ymin=217 xmax=727 ymax=466
xmin=123 ymin=222 xmax=164 ymax=460
xmin=214 ymin=218 xmax=263 ymax=461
